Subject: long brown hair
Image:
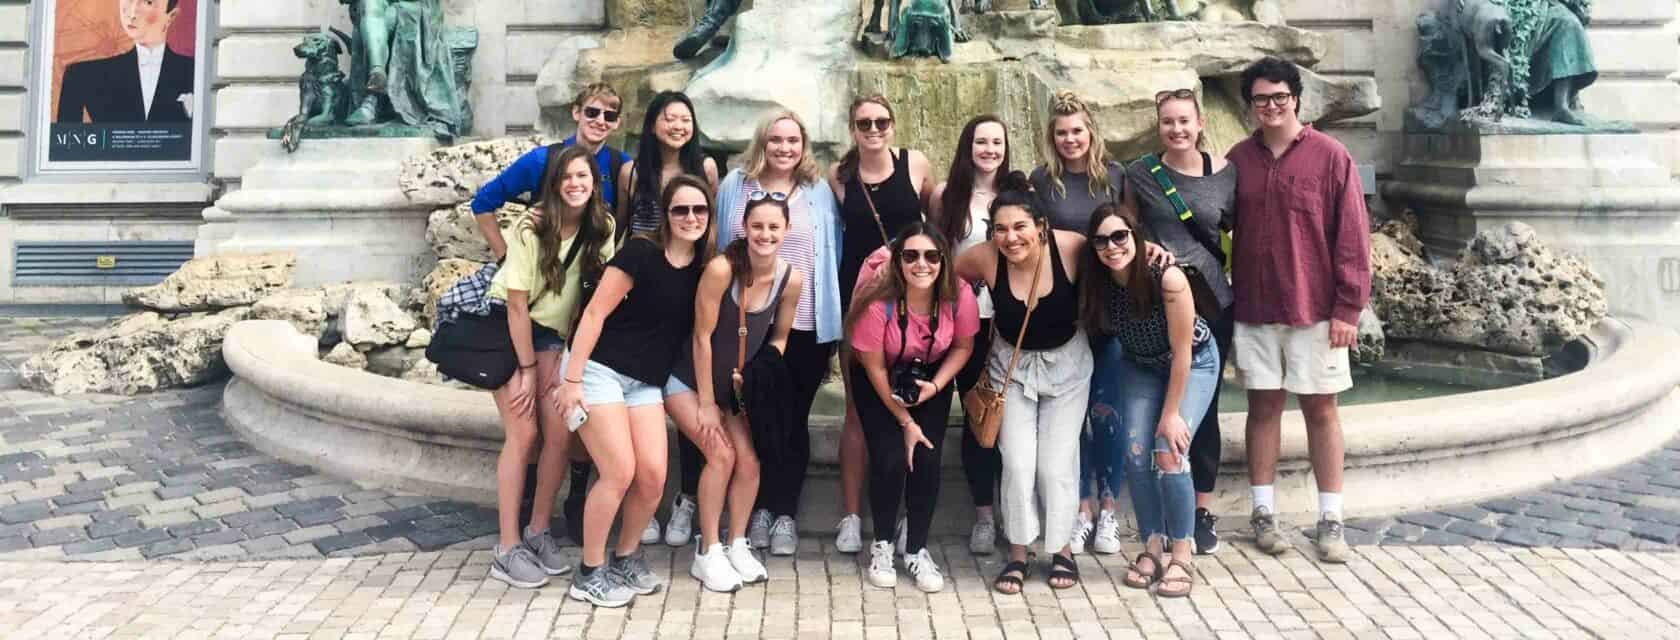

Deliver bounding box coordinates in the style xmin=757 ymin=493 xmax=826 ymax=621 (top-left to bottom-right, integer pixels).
xmin=1078 ymin=202 xmax=1155 ymax=333
xmin=528 ymin=145 xmax=612 ymax=303
xmin=836 ymin=95 xmax=895 ymax=184
xmin=723 ymin=197 xmax=790 ymax=288
xmin=646 ymin=173 xmax=717 ymax=266
xmin=845 ymin=223 xmax=961 ymax=361
xmin=939 ymin=114 xmax=1011 ymax=245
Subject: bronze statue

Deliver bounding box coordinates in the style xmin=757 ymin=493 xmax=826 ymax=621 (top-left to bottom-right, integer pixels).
xmin=891 ymin=0 xmax=957 ymax=61
xmin=1069 ymin=0 xmax=1182 ymax=25
xmin=280 ymin=30 xmax=354 ymax=153
xmin=673 ymin=0 xmax=740 ymax=59
xmin=1408 ymin=0 xmax=1603 ymax=130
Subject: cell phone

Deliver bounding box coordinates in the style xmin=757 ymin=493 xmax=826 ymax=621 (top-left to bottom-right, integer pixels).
xmin=565 ymin=405 xmax=589 ymax=432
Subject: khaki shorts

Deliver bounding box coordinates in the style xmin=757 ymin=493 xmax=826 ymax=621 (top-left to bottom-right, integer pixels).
xmin=1232 ymin=321 xmax=1352 ymax=395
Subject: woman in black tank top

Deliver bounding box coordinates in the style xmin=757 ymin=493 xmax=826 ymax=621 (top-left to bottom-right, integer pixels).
xmin=990 ymin=227 xmax=1079 ymax=350
xmin=825 ymin=95 xmax=936 ymax=555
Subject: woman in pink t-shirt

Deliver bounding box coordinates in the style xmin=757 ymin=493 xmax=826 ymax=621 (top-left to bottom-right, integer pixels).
xmin=846 ymin=222 xmax=979 ymax=593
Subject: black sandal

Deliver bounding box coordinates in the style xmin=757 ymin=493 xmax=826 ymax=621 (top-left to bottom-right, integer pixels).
xmin=993 ymin=560 xmax=1029 ymax=594
xmin=1047 ymin=553 xmax=1079 ymax=589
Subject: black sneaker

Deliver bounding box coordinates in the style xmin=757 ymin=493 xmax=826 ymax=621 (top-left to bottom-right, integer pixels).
xmin=562 ymin=464 xmax=591 ymax=544
xmin=1194 ymin=508 xmax=1220 ymax=555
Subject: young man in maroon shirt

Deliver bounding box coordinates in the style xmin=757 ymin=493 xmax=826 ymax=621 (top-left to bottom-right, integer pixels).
xmin=1225 ymin=57 xmax=1371 ymax=563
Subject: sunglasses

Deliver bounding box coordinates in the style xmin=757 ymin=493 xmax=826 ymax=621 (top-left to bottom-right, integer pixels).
xmin=899 ymin=249 xmax=943 ymax=265
xmin=1155 ymin=88 xmax=1196 ymax=104
xmin=668 ymin=204 xmax=710 ymax=219
xmin=1249 ymin=92 xmax=1295 ymax=108
xmin=581 ymin=106 xmax=620 ymax=123
xmin=853 ymin=117 xmax=893 ymax=132
xmin=748 ymin=190 xmax=788 ymax=203
xmin=1089 ymin=228 xmax=1132 ymax=249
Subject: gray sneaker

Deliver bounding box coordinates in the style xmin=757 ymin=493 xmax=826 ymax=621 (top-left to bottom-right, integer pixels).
xmin=608 ymin=550 xmax=664 ymax=595
xmin=489 ymin=544 xmax=550 ymax=589
xmin=569 ymin=565 xmax=635 ymax=608
xmin=769 ymin=515 xmax=798 ymax=556
xmin=1251 ymin=507 xmax=1290 ymax=555
xmin=1315 ymin=517 xmax=1351 ymax=564
xmin=521 ymin=528 xmax=574 ymax=576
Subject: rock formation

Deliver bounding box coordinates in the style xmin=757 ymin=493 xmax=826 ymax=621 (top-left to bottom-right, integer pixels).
xmin=397 ymin=135 xmax=545 ymax=205
xmin=122 ymin=252 xmax=296 ymax=312
xmin=21 ymin=308 xmax=253 ymax=396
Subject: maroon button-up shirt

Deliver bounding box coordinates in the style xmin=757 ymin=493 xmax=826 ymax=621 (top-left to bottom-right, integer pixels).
xmin=1226 ymin=126 xmax=1371 ymax=327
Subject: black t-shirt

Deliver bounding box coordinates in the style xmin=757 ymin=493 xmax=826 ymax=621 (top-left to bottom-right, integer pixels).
xmin=592 ymin=237 xmax=704 ymax=386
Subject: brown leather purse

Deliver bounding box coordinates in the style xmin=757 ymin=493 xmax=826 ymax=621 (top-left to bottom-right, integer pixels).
xmin=961 ymin=244 xmax=1045 ymax=448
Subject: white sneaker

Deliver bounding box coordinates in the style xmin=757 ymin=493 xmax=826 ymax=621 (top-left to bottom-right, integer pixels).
xmin=866 ymin=540 xmax=897 ymax=588
xmin=640 ymin=517 xmax=662 ymax=545
xmin=834 ymin=514 xmax=863 ymax=554
xmin=748 ymin=509 xmax=773 ymax=550
xmin=690 ymin=542 xmax=743 ymax=593
xmin=904 ymin=548 xmax=945 ymax=593
xmin=969 ymin=515 xmax=997 ymax=555
xmin=665 ymin=494 xmax=697 ymax=547
xmin=726 ymin=537 xmax=768 ymax=584
xmin=1092 ymin=509 xmax=1122 ymax=555
xmin=769 ymin=516 xmax=798 ymax=556
xmin=1070 ymin=511 xmax=1094 ymax=555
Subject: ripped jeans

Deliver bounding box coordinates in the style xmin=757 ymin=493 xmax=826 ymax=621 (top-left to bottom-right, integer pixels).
xmin=1089 ymin=337 xmax=1220 ymax=544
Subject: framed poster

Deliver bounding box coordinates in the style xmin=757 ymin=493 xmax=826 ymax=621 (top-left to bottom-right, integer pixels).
xmin=32 ymin=0 xmax=209 ymax=174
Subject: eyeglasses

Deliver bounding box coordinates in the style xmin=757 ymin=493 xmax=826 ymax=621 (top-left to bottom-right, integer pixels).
xmin=581 ymin=106 xmax=620 ymax=123
xmin=1089 ymin=228 xmax=1132 ymax=249
xmin=668 ymin=204 xmax=710 ymax=219
xmin=899 ymin=249 xmax=943 ymax=265
xmin=1249 ymin=92 xmax=1295 ymax=108
xmin=853 ymin=117 xmax=893 ymax=132
xmin=748 ymin=190 xmax=788 ymax=203
xmin=1155 ymin=88 xmax=1196 ymax=104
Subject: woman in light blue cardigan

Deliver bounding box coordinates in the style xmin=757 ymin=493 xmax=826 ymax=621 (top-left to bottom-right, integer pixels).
xmin=702 ymin=110 xmax=843 ymax=555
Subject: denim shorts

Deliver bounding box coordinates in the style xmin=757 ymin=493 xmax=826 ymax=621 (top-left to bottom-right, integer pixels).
xmin=531 ymin=324 xmax=566 ymax=352
xmin=663 ymin=375 xmax=693 ymax=398
xmin=561 ymin=352 xmax=665 ymax=408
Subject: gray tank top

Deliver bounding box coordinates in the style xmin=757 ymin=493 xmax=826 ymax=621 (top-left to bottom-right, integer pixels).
xmin=674 ymin=262 xmax=791 ymax=410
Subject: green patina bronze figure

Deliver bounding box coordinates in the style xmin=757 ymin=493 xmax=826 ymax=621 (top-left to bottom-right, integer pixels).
xmin=1069 ymin=0 xmax=1183 ymax=25
xmin=891 ymin=0 xmax=957 ymax=61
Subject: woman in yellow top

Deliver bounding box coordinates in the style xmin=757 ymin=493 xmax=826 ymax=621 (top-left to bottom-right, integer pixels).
xmin=484 ymin=145 xmax=616 ymax=589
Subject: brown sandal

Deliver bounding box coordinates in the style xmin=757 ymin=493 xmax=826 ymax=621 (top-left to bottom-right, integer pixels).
xmin=1156 ymin=558 xmax=1194 ymax=598
xmin=1122 ymin=552 xmax=1160 ymax=589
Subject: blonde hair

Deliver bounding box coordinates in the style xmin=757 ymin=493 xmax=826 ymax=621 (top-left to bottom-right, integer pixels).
xmin=740 ymin=110 xmax=820 ymax=185
xmin=1041 ymin=90 xmax=1116 ymax=200
xmin=572 ymin=82 xmax=621 ymax=111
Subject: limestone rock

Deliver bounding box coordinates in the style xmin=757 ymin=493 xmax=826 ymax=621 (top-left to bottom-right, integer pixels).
xmin=323 ymin=342 xmax=369 ymax=370
xmin=399 ymin=358 xmax=446 ymax=386
xmin=398 ymin=135 xmax=546 ymax=206
xmin=1353 ymin=306 xmax=1384 ymax=365
xmin=20 ymin=308 xmax=250 ymax=396
xmin=123 ymin=252 xmax=296 ymax=312
xmin=421 ymin=259 xmax=489 ymax=329
xmin=365 ymin=346 xmax=425 ymax=377
xmin=249 ymin=288 xmax=328 ymax=338
xmin=534 ymin=33 xmax=607 ymax=136
xmin=406 ymin=329 xmax=433 ymax=348
xmin=339 ymin=287 xmax=419 ymax=350
xmin=428 ymin=202 xmax=528 ymax=262
xmin=1369 ymin=219 xmax=1607 ymax=357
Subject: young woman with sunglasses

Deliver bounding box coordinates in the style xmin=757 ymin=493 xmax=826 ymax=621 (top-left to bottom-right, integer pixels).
xmin=668 ymin=194 xmax=803 ymax=591
xmin=848 ymin=223 xmax=977 ymax=592
xmin=927 ymin=114 xmax=1009 ymax=555
xmin=615 ymin=91 xmax=719 ymax=244
xmin=483 ymin=145 xmax=616 ymax=589
xmin=1123 ymin=88 xmax=1236 ymax=555
xmin=1031 ymin=90 xmax=1128 ymax=556
xmin=694 ymin=111 xmax=844 ymax=557
xmin=1079 ymin=203 xmax=1220 ymax=599
xmin=828 ymin=94 xmax=936 ymax=555
xmin=954 ymin=171 xmax=1092 ymax=593
xmin=554 ymin=175 xmax=715 ymax=607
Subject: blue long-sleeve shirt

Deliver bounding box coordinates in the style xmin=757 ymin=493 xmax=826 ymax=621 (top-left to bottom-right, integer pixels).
xmin=470 ymin=136 xmax=628 ymax=215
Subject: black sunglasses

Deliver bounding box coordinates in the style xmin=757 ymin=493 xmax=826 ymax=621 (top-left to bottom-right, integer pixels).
xmin=1249 ymin=92 xmax=1295 ymax=108
xmin=853 ymin=117 xmax=893 ymax=132
xmin=899 ymin=249 xmax=943 ymax=265
xmin=1089 ymin=228 xmax=1132 ymax=249
xmin=582 ymin=106 xmax=620 ymax=123
xmin=668 ymin=204 xmax=710 ymax=219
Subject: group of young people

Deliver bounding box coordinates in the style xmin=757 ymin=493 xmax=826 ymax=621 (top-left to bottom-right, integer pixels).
xmin=457 ymin=54 xmax=1372 ymax=607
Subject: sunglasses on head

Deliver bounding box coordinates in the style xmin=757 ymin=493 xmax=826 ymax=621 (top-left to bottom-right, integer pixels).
xmin=581 ymin=106 xmax=620 ymax=123
xmin=899 ymin=249 xmax=943 ymax=265
xmin=748 ymin=190 xmax=788 ymax=203
xmin=1155 ymin=88 xmax=1196 ymax=104
xmin=668 ymin=204 xmax=710 ymax=219
xmin=853 ymin=117 xmax=893 ymax=132
xmin=1089 ymin=228 xmax=1132 ymax=249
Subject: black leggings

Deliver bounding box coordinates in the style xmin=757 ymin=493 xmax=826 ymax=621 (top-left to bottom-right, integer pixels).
xmin=1190 ymin=310 xmax=1235 ymax=494
xmin=756 ymin=329 xmax=835 ymax=517
xmin=679 ymin=432 xmax=702 ymax=498
xmin=956 ymin=319 xmax=1001 ymax=507
xmin=850 ymin=364 xmax=952 ymax=555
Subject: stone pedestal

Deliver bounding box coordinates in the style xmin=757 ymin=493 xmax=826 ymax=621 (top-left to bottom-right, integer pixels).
xmin=1384 ymin=132 xmax=1680 ymax=327
xmin=196 ymin=138 xmax=441 ymax=287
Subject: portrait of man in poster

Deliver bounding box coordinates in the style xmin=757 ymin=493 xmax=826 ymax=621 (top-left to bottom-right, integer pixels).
xmin=55 ymin=0 xmax=196 ymax=124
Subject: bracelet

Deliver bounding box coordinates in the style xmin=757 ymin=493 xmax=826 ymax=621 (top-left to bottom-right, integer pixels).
xmin=564 ymin=377 xmax=583 ymax=384
xmin=519 ymin=362 xmax=537 ymax=369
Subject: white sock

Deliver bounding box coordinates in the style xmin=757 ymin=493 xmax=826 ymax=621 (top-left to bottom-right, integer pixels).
xmin=1251 ymin=485 xmax=1276 ymax=514
xmin=1319 ymin=492 xmax=1344 ymax=522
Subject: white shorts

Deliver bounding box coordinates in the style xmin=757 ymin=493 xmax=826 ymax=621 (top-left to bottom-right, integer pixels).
xmin=1232 ymin=321 xmax=1352 ymax=395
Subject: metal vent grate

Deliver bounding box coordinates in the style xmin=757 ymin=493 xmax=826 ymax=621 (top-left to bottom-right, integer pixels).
xmin=13 ymin=241 xmax=195 ymax=286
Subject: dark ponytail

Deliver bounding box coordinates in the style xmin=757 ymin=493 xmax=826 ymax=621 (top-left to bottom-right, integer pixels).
xmin=728 ymin=196 xmax=792 ymax=288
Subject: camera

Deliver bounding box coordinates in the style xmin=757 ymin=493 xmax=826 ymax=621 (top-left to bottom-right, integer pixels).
xmin=891 ymin=358 xmax=933 ymax=405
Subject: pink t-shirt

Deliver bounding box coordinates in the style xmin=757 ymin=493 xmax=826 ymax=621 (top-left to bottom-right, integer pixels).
xmin=850 ymin=279 xmax=980 ymax=363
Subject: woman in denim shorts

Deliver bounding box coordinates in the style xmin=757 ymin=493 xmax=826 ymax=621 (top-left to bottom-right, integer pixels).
xmin=555 ymin=174 xmax=716 ymax=607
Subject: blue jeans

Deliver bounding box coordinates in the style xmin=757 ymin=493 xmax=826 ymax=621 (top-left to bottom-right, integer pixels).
xmin=1090 ymin=338 xmax=1220 ymax=543
xmin=1080 ymin=337 xmax=1124 ymax=502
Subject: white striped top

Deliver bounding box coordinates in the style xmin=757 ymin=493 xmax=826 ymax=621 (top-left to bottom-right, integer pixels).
xmin=728 ymin=177 xmax=819 ymax=331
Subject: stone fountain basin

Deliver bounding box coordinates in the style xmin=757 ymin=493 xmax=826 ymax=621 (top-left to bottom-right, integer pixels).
xmin=222 ymin=317 xmax=1680 ymax=524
